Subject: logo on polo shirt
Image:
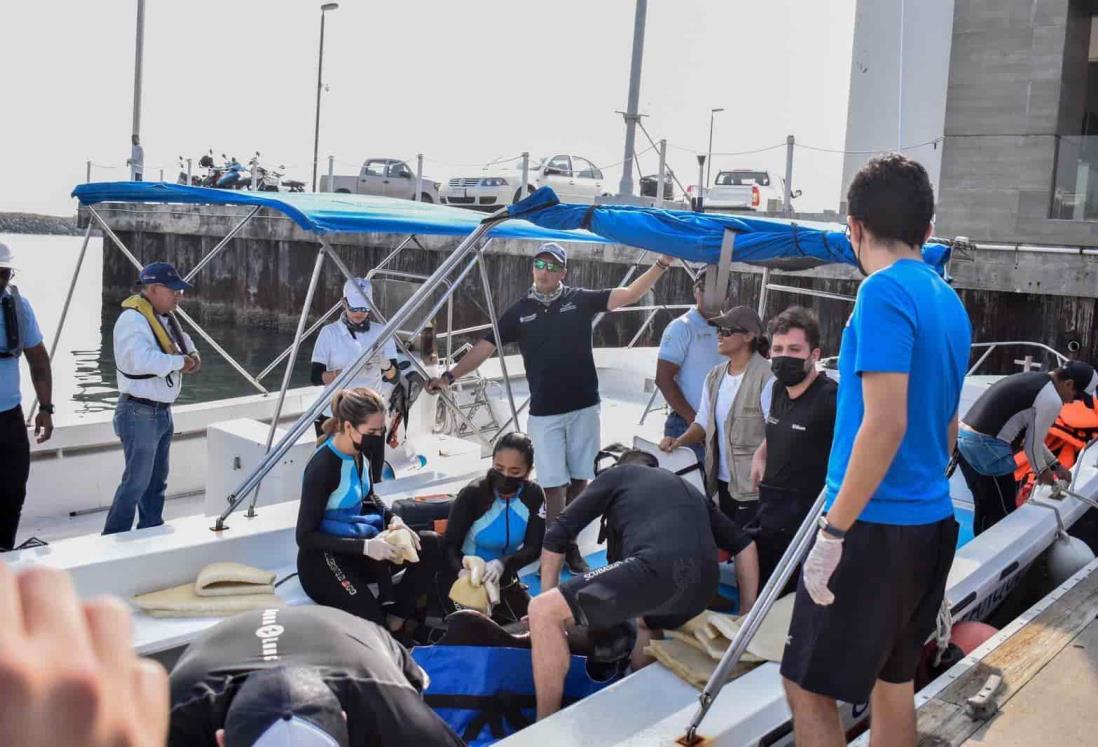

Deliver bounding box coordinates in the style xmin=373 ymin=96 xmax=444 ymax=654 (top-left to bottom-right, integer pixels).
xmin=792 ymin=423 xmax=806 ymax=431
xmin=520 ymin=314 xmax=537 ymax=324
xmin=559 ymin=302 xmax=577 ymax=313
xmin=767 ymin=415 xmax=779 ymax=425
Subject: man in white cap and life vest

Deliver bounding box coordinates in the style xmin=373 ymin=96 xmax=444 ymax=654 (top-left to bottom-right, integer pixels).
xmin=0 ymin=242 xmax=54 ymax=551
xmin=103 ymin=261 xmax=200 ymax=535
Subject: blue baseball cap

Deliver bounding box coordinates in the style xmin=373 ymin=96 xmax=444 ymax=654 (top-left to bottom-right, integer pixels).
xmin=535 ymin=242 xmax=567 ymax=265
xmin=139 ymin=261 xmax=192 ymax=291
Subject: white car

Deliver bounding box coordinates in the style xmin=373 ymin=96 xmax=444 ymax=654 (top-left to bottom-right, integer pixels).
xmin=689 ymin=168 xmax=784 ymax=212
xmin=440 ymin=154 xmax=610 ymax=210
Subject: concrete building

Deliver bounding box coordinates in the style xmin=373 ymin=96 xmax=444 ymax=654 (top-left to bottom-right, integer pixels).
xmin=842 ymin=0 xmax=1098 ymax=248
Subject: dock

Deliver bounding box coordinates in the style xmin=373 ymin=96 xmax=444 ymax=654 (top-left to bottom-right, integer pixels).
xmin=913 ymin=556 xmax=1098 ymax=746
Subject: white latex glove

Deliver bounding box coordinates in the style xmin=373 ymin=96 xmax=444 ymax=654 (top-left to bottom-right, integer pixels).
xmin=388 ymin=516 xmax=421 ymax=550
xmin=803 ymin=532 xmax=844 ymax=606
xmin=463 ymin=556 xmax=486 ymax=587
xmin=483 ymin=559 xmax=505 ymax=585
xmin=363 ymin=537 xmax=400 ymax=562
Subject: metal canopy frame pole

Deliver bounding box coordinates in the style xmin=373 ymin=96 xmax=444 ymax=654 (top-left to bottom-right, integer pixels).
xmin=183 ymin=205 xmax=262 ymax=282
xmin=257 ymin=301 xmax=342 ymax=381
xmin=764 ymin=282 xmax=855 ymax=304
xmin=26 ymin=223 xmax=94 ymax=423
xmin=591 ymin=251 xmax=647 ymax=331
xmin=683 ymin=488 xmax=827 ymax=743
xmin=366 ymin=235 xmax=417 ymax=280
xmin=216 ymin=217 xmax=502 ymax=530
xmin=85 ymin=206 xmax=267 ymax=394
xmin=247 ymin=246 xmax=327 ymax=516
xmin=476 ymin=249 xmax=520 ymax=436
xmin=319 ymin=239 xmax=493 ymax=448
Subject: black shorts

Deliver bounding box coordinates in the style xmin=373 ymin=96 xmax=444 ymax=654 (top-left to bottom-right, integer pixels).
xmin=780 ymin=517 xmax=958 ymax=704
xmin=558 ymin=554 xmax=717 ymax=631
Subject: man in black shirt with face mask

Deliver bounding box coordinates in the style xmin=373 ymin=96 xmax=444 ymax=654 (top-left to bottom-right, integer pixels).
xmin=749 ymin=306 xmax=837 ymax=589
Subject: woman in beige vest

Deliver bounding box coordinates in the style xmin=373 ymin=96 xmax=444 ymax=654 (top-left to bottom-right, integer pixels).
xmin=660 ymin=306 xmax=771 ymax=525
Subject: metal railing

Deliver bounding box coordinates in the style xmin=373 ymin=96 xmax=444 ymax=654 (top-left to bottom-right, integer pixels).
xmin=967 ymin=341 xmax=1069 ymax=376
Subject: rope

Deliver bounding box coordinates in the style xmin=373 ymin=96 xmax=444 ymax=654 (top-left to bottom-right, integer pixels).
xmin=795 ymin=136 xmax=944 ymax=155
xmin=931 ymin=595 xmax=953 ymax=667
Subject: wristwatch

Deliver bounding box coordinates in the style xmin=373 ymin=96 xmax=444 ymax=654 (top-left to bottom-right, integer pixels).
xmin=442 ymin=370 xmax=455 ymax=385
xmin=39 ymin=403 xmax=55 ymax=415
xmin=817 ymin=515 xmax=847 ymax=540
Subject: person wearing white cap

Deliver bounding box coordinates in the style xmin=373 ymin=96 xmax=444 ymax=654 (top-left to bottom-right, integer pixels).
xmin=427 ymin=242 xmax=677 ymax=575
xmin=310 ymin=278 xmax=399 ymax=430
xmin=0 ymin=242 xmax=54 ymax=551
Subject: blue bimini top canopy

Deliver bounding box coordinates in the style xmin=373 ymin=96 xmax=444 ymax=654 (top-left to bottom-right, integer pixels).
xmin=72 ymin=182 xmax=950 ymax=276
xmin=508 ymin=186 xmax=952 ymax=276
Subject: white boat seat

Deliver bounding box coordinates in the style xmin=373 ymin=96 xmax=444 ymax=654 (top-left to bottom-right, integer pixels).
xmin=128 ymin=561 xmax=413 ymax=656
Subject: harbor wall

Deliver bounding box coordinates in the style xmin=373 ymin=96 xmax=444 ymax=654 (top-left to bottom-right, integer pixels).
xmin=88 ymin=203 xmax=1097 ymax=373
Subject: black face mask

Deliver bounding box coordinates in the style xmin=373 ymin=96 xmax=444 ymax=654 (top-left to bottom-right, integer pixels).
xmin=488 ymin=469 xmax=524 ymax=496
xmin=852 ymin=235 xmax=869 ymax=278
xmin=343 ymin=312 xmax=370 ymax=335
xmin=351 ymin=431 xmax=384 ymax=455
xmin=771 ymin=355 xmax=812 ymax=387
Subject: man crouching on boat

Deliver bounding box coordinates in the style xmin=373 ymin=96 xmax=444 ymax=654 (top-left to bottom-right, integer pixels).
xmin=780 ymin=155 xmax=971 ymax=747
xmin=528 ymin=449 xmax=759 ymax=719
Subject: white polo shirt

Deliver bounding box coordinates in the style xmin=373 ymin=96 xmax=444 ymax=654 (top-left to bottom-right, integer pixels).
xmin=311 ymin=319 xmax=397 ymax=412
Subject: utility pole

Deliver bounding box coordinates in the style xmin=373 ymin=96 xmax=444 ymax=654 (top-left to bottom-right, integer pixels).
xmin=312 ymin=3 xmax=339 ymax=192
xmin=616 ymin=0 xmax=647 ymax=197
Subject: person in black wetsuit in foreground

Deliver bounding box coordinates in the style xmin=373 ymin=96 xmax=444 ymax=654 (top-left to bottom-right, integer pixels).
xmin=168 ymin=605 xmax=463 ymax=747
xmin=296 ymin=388 xmax=440 ymax=641
xmin=527 ymin=449 xmax=760 ymax=720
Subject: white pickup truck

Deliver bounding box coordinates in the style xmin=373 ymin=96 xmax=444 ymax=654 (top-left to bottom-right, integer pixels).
xmin=689 ymin=169 xmax=785 ymax=212
xmin=320 ymin=158 xmax=441 ymax=202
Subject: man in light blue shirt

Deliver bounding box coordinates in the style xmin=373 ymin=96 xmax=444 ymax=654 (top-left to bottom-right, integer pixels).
xmin=0 ymin=242 xmax=54 ymax=551
xmin=655 ymin=270 xmax=723 ymax=462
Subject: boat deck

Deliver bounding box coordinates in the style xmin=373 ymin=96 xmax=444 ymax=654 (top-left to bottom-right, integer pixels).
xmin=911 ymin=557 xmax=1098 ymax=747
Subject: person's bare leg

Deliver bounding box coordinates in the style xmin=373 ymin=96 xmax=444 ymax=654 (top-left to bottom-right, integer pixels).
xmin=543 ymin=485 xmax=567 ymax=526
xmin=782 ymin=677 xmax=845 ymax=747
xmin=868 ymin=679 xmax=916 ymax=747
xmin=528 ymin=589 xmax=574 ymax=720
xmin=567 ymin=479 xmax=588 ymax=504
xmin=630 ymin=618 xmax=657 ymax=670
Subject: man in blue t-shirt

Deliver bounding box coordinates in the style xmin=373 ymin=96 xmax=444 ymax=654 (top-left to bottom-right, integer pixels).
xmin=0 ymin=242 xmax=55 ymax=551
xmin=780 ymin=155 xmax=971 ymax=747
xmin=427 ymin=242 xmax=676 ymax=574
xmin=655 ymin=269 xmax=723 ymax=463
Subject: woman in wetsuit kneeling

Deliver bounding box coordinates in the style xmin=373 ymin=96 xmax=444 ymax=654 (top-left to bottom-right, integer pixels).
xmin=442 ymin=432 xmax=546 ymax=622
xmin=296 ymin=387 xmax=439 ymax=640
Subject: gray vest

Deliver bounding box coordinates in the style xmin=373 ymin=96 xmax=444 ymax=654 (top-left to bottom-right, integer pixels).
xmin=701 ymin=352 xmax=770 ymax=501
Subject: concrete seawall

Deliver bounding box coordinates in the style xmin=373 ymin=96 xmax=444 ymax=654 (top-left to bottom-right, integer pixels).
xmin=85 ymin=203 xmax=1097 ymax=371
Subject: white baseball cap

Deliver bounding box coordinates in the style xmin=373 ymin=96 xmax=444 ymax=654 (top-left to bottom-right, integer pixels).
xmin=0 ymin=243 xmax=15 ymax=270
xmin=342 ymin=278 xmax=373 ymax=309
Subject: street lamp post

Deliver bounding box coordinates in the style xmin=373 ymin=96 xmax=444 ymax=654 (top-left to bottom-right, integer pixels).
xmin=312 ymin=2 xmax=339 ymax=192
xmin=706 ymin=107 xmax=724 ymax=188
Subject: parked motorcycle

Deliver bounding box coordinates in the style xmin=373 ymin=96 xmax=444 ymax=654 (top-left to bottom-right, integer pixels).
xmin=248 ymin=152 xmax=284 ymax=192
xmin=215 ymin=155 xmax=250 ymax=190
xmin=176 ymin=156 xmax=202 ymax=186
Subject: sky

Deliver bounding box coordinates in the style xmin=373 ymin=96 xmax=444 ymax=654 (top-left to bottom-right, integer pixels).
xmin=0 ymin=0 xmax=857 ymax=216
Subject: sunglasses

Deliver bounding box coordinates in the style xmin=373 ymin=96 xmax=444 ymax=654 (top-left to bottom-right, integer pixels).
xmin=346 ymin=306 xmax=369 ymax=314
xmin=716 ymin=326 xmax=749 ymax=338
xmin=533 ymin=258 xmax=564 ymax=273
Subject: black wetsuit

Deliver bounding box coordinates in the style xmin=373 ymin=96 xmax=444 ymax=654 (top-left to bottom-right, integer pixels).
xmin=545 ymin=464 xmax=753 ymax=630
xmin=168 ymin=606 xmax=463 ymax=747
xmin=296 ymin=442 xmax=439 ymax=624
xmin=959 ymin=372 xmax=1063 ymax=533
xmin=754 ymin=375 xmax=836 ymax=590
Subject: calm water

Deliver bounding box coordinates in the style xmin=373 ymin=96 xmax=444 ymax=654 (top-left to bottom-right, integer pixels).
xmin=2 ymin=233 xmax=313 ymax=423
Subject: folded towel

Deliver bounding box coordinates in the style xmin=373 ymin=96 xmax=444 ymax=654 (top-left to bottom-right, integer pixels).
xmin=132 ymin=582 xmax=281 ymax=618
xmin=645 ymin=638 xmax=760 ymax=690
xmin=381 ymin=527 xmax=420 ymax=565
xmin=448 ymin=556 xmax=500 ymax=613
xmin=195 ymin=562 xmax=276 ymax=597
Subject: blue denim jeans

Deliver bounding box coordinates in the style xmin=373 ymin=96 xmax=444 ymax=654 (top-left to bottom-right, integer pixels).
xmin=664 ymin=411 xmax=705 ymax=463
xmin=956 ymin=429 xmax=1015 ymax=477
xmin=103 ymin=397 xmax=174 ymax=535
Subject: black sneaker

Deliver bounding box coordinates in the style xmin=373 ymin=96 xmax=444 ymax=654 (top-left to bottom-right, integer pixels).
xmin=564 ymin=543 xmax=590 ymax=575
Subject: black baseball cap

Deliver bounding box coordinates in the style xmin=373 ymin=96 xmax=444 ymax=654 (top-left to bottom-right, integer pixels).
xmin=139 ymin=261 xmax=192 ymax=291
xmin=1062 ymin=360 xmax=1097 ymax=407
xmin=709 ymin=306 xmax=763 ymax=336
xmin=224 ymin=667 xmax=348 ymax=747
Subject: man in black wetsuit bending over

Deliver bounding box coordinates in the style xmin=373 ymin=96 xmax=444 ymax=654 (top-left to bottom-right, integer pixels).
xmin=169 ymin=605 xmax=463 ymax=747
xmin=527 ymin=449 xmax=759 ymax=720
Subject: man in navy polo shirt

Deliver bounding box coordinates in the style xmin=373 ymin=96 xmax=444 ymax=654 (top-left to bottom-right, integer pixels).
xmin=780 ymin=155 xmax=971 ymax=747
xmin=427 ymin=242 xmax=675 ymax=573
